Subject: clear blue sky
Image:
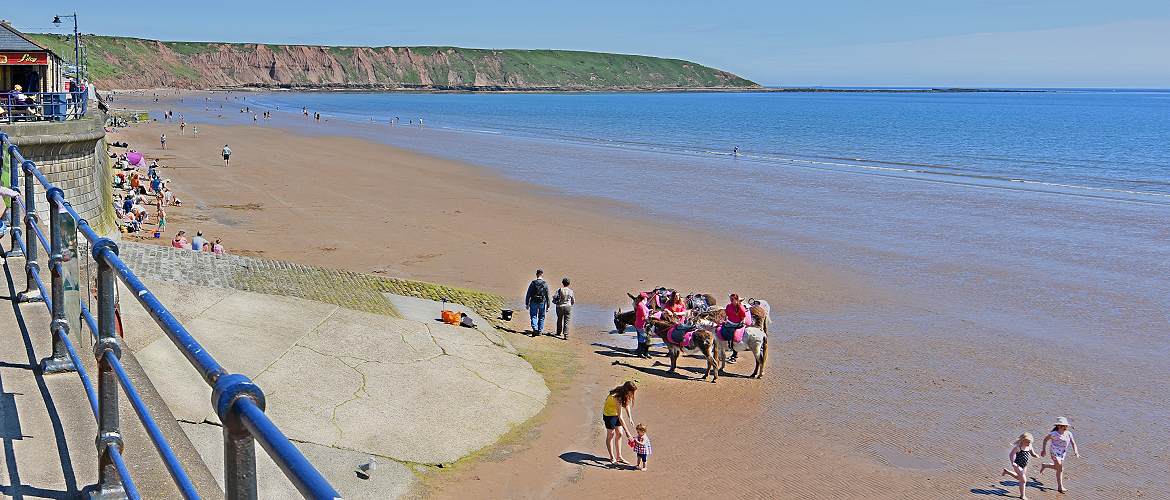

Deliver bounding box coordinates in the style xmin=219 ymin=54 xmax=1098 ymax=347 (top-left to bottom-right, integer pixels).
xmin=6 ymin=0 xmax=1169 ymax=87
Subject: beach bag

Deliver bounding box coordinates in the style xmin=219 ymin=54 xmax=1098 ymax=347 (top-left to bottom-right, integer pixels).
xmin=441 ymin=310 xmax=461 ymax=325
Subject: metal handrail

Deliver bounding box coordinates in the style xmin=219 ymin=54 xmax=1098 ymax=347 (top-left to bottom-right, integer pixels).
xmin=0 ymin=90 xmax=89 ymax=124
xmin=1 ymin=131 xmax=341 ymax=499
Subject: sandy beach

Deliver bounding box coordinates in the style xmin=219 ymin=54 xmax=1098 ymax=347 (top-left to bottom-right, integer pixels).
xmin=104 ymin=92 xmax=1167 ymax=499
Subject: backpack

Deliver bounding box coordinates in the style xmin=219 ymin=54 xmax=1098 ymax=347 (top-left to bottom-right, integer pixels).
xmin=530 ymin=280 xmax=549 ymax=304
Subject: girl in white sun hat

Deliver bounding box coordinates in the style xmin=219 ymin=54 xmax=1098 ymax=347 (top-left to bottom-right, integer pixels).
xmin=1039 ymin=416 xmax=1080 ymax=493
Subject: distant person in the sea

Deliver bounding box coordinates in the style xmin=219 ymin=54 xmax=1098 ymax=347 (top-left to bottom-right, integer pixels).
xmin=524 ymin=269 xmax=551 ymax=335
xmin=190 ymin=231 xmax=208 ymax=252
xmin=553 ymin=277 xmax=574 ymax=339
xmin=1000 ymin=432 xmax=1040 ymax=499
xmin=602 ymin=381 xmax=637 ymax=466
xmin=733 ymin=146 xmax=739 ymax=156
xmin=222 ymin=145 xmax=232 ymax=166
xmin=1039 ymin=417 xmax=1080 ymax=494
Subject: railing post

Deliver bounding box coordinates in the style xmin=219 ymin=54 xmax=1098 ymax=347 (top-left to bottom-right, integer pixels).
xmin=5 ymin=144 xmax=21 ymax=258
xmin=214 ymin=373 xmax=265 ymax=500
xmin=17 ymin=160 xmax=42 ymax=302
xmin=40 ymin=188 xmax=76 ymax=374
xmin=92 ymin=238 xmax=126 ymax=499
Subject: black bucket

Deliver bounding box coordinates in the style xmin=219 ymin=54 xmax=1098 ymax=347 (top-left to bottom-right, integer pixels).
xmin=500 ymin=309 xmax=514 ymax=321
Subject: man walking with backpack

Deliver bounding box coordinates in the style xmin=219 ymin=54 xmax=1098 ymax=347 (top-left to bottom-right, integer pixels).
xmin=524 ymin=269 xmax=551 ymax=336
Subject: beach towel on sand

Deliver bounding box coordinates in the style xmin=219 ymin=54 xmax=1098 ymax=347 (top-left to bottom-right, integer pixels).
xmin=719 ymin=322 xmax=746 ymax=343
xmin=666 ymin=324 xmax=697 ymax=347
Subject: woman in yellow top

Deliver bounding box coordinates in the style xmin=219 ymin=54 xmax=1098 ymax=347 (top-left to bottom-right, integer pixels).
xmin=602 ymin=381 xmax=638 ymax=465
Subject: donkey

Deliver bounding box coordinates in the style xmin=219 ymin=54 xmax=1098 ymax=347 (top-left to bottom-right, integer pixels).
xmin=645 ymin=318 xmax=720 ymax=382
xmin=614 ymin=309 xmax=636 ymax=333
xmin=697 ymin=318 xmax=769 ymax=379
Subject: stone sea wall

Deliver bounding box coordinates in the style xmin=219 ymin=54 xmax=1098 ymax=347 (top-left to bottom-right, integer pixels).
xmin=2 ymin=111 xmax=117 ymax=235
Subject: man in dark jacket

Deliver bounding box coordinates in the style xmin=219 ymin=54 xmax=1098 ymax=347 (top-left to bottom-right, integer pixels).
xmin=524 ymin=269 xmax=551 ymax=335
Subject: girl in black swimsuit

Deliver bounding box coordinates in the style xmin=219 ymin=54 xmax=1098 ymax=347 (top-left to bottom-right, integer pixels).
xmin=1001 ymin=433 xmax=1041 ymax=499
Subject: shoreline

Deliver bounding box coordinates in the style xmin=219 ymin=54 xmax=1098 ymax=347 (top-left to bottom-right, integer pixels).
xmin=110 ymin=100 xmax=873 ymax=318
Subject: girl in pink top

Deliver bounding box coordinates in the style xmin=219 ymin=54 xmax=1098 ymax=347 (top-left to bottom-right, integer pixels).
xmin=724 ymin=294 xmax=749 ymax=363
xmin=211 ymin=239 xmax=225 ymax=256
xmin=726 ymin=294 xmax=748 ymax=324
xmin=633 ymin=294 xmax=651 ymax=359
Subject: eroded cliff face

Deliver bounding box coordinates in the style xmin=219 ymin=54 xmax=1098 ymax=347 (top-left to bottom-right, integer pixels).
xmin=29 ymin=34 xmax=759 ymax=90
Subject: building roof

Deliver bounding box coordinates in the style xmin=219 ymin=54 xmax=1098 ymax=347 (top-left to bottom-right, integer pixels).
xmin=0 ymin=21 xmax=50 ymax=52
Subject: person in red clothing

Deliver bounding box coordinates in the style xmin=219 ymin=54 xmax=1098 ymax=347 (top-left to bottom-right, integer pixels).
xmin=724 ymin=293 xmax=749 ymax=363
xmin=633 ymin=293 xmax=651 ymax=358
xmin=665 ymin=291 xmax=687 ymax=322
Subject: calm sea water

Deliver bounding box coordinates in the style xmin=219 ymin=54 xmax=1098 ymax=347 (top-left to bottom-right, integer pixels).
xmin=174 ymin=90 xmax=1170 ymax=492
xmin=246 ymin=90 xmax=1170 ymax=200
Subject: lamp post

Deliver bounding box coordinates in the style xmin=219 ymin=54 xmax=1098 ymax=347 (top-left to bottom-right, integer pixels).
xmin=52 ymin=13 xmax=80 ymax=87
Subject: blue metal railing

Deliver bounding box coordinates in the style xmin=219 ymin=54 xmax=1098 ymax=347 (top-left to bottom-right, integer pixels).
xmin=0 ymin=90 xmax=89 ymax=124
xmin=1 ymin=131 xmax=340 ymax=499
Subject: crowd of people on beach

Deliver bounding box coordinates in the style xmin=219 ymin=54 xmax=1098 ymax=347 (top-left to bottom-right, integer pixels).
xmin=108 ymin=115 xmax=228 ymax=257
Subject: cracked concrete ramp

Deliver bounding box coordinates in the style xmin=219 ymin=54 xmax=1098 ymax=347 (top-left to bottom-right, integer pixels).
xmin=119 ymin=280 xmax=549 ymax=498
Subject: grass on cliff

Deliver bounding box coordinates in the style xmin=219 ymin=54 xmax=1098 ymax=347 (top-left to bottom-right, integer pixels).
xmin=26 ymin=33 xmax=757 ymax=89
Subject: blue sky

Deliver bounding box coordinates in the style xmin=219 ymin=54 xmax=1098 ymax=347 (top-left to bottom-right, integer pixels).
xmin=7 ymin=0 xmax=1169 ymax=87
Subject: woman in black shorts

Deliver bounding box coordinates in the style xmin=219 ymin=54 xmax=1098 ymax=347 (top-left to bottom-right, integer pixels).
xmin=601 ymin=381 xmax=637 ymax=465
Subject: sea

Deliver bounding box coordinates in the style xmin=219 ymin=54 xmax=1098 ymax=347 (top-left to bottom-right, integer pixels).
xmin=174 ymin=89 xmax=1170 ymax=493
xmin=204 ymin=90 xmax=1170 ymax=349
xmin=243 ymin=90 xmax=1170 ymax=200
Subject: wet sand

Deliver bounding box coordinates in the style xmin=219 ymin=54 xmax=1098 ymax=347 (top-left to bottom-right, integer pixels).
xmin=107 ymin=93 xmax=1167 ymax=499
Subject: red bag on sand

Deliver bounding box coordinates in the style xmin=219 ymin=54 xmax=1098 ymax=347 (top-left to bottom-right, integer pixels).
xmin=441 ymin=310 xmax=460 ymax=325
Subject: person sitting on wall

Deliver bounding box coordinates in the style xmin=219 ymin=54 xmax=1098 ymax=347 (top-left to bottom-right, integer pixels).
xmin=9 ymin=85 xmax=40 ymax=117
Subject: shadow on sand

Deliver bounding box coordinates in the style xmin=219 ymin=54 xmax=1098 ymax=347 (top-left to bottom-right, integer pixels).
xmin=559 ymin=452 xmax=637 ymax=470
xmin=970 ymin=478 xmax=1047 ymax=496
